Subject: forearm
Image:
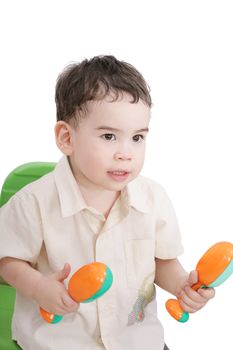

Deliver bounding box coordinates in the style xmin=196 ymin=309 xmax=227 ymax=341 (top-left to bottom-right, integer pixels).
xmin=155 ymin=258 xmax=188 ymax=296
xmin=0 ymin=257 xmax=78 ymax=315
xmin=0 ymin=257 xmax=42 ymax=299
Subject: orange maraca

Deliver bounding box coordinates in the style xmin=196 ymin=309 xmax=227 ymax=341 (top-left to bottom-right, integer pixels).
xmin=166 ymin=241 xmax=233 ymax=322
xmin=40 ymin=262 xmax=113 ymax=324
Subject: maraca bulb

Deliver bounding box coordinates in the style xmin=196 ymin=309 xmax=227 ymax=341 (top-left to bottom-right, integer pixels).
xmin=206 ymin=257 xmax=233 ymax=288
xmin=68 ymin=262 xmax=113 ymax=302
xmin=196 ymin=241 xmax=233 ymax=286
xmin=82 ymin=266 xmax=113 ymax=303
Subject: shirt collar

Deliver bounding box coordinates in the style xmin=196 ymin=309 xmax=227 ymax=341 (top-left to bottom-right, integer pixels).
xmin=54 ymin=156 xmax=150 ymax=217
xmin=54 ymin=156 xmax=87 ymax=217
xmin=123 ymin=177 xmax=151 ymax=214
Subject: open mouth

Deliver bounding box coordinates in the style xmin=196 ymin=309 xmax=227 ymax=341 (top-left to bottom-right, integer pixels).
xmin=107 ymin=170 xmax=130 ymax=182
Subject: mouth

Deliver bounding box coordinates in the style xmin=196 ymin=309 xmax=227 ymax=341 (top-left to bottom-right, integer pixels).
xmin=107 ymin=170 xmax=130 ymax=182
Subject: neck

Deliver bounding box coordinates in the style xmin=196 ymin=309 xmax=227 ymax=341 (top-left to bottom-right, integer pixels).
xmin=78 ymin=184 xmax=120 ymax=218
xmin=69 ymin=159 xmax=121 ymax=217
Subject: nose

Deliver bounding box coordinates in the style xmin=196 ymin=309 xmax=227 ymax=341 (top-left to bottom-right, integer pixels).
xmin=114 ymin=151 xmax=132 ymax=161
xmin=114 ymin=141 xmax=133 ymax=161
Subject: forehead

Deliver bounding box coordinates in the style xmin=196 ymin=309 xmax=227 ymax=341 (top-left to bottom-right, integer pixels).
xmin=82 ymin=94 xmax=151 ymax=129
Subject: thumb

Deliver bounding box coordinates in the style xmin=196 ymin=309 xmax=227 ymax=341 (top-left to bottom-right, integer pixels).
xmin=53 ymin=263 xmax=71 ymax=282
xmin=188 ymin=270 xmax=198 ymax=286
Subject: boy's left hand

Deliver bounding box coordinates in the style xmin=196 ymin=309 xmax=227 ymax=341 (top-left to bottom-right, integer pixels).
xmin=178 ymin=270 xmax=215 ymax=313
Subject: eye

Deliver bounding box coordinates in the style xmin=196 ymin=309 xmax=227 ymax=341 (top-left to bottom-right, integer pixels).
xmin=101 ymin=133 xmax=116 ymax=141
xmin=132 ymin=134 xmax=144 ymax=142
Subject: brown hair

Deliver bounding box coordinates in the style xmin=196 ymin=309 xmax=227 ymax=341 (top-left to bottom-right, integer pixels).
xmin=55 ymin=55 xmax=152 ymax=123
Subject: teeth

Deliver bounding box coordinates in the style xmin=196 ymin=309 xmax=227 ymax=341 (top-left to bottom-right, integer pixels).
xmin=111 ymin=171 xmax=126 ymax=175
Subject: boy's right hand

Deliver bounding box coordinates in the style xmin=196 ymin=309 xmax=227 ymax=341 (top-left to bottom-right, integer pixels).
xmin=33 ymin=263 xmax=79 ymax=316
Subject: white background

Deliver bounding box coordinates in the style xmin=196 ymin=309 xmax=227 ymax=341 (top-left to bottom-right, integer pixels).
xmin=0 ymin=1 xmax=233 ymax=349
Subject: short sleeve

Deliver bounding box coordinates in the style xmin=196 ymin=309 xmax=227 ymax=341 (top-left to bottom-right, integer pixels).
xmin=0 ymin=192 xmax=43 ymax=263
xmin=155 ymin=189 xmax=184 ymax=259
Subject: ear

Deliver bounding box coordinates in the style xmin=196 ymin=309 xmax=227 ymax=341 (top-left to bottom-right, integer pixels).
xmin=54 ymin=121 xmax=74 ymax=156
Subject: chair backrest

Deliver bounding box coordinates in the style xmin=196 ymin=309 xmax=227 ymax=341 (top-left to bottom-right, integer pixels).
xmin=0 ymin=162 xmax=56 ymax=349
xmin=0 ymin=162 xmax=56 ymax=207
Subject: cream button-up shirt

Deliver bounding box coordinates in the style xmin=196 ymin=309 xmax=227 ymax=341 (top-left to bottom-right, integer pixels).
xmin=0 ymin=156 xmax=183 ymax=350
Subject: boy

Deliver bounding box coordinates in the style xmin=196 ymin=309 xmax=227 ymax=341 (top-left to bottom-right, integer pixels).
xmin=0 ymin=55 xmax=214 ymax=350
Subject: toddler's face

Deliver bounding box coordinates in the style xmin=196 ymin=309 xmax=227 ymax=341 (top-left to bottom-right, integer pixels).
xmin=69 ymin=93 xmax=151 ymax=192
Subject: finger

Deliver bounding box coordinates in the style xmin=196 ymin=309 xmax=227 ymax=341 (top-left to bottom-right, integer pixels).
xmin=54 ymin=263 xmax=71 ymax=282
xmin=179 ymin=299 xmax=204 ymax=313
xmin=179 ymin=288 xmax=206 ymax=312
xmin=198 ymin=287 xmax=215 ymax=300
xmin=179 ymin=296 xmax=205 ymax=313
xmin=62 ymin=293 xmax=79 ymax=311
xmin=184 ymin=286 xmax=207 ymax=303
xmin=188 ymin=270 xmax=198 ymax=286
xmin=51 ymin=299 xmax=78 ymax=316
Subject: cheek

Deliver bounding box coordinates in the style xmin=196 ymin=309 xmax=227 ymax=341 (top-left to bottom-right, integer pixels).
xmin=78 ymin=144 xmax=109 ymax=170
xmin=132 ymin=149 xmax=146 ymax=175
xmin=134 ymin=146 xmax=145 ymax=164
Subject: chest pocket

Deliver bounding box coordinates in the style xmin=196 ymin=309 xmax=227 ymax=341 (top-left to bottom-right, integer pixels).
xmin=125 ymin=239 xmax=155 ymax=289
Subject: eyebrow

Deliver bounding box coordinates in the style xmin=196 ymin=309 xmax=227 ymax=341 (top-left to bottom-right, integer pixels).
xmin=95 ymin=126 xmax=149 ymax=133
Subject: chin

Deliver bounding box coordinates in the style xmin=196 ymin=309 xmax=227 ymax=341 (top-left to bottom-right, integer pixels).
xmin=106 ymin=178 xmax=134 ymax=192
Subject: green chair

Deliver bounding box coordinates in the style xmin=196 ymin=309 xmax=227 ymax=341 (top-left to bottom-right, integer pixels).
xmin=0 ymin=162 xmax=56 ymax=350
